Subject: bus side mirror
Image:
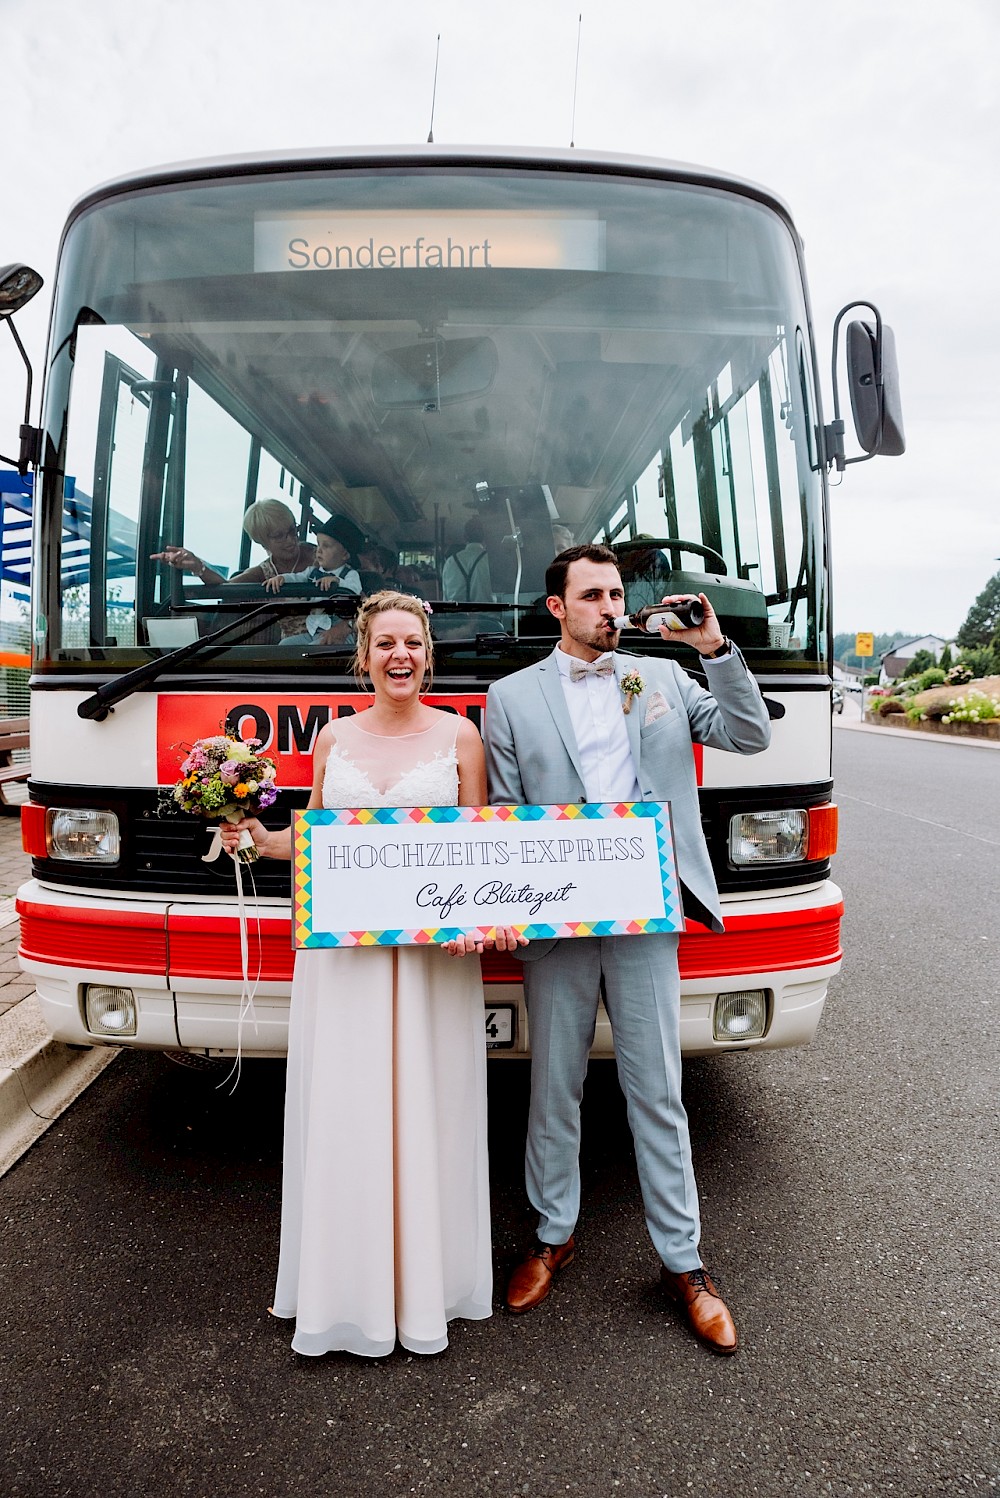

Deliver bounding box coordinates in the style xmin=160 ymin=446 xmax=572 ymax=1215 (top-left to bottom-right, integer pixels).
xmin=847 ymin=319 xmax=905 ymax=457
xmin=0 ymin=263 xmax=44 ymax=315
xmin=0 ymin=264 xmax=45 ymax=476
xmin=824 ymin=300 xmax=905 ymax=472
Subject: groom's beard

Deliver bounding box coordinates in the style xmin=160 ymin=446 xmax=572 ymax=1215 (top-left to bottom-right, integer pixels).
xmin=564 ymin=612 xmax=621 ymax=655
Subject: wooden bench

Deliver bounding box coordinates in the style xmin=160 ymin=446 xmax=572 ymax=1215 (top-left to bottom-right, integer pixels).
xmin=0 ymin=717 xmax=29 ymax=815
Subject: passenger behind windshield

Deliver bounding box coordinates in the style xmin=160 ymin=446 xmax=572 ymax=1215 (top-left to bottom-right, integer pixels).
xmin=358 ymin=541 xmax=405 ymax=594
xmin=151 ymin=500 xmax=372 ymax=646
xmin=264 ymin=518 xmax=362 ymax=647
xmin=442 ymin=518 xmax=493 ymax=603
xmin=151 ymin=498 xmax=315 ymax=589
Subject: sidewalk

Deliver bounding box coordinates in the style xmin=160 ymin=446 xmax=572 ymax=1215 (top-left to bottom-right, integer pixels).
xmin=834 ymin=705 xmax=1000 ymax=749
xmin=0 ymin=784 xmax=118 ymax=1174
xmin=0 ymin=782 xmax=34 ymax=1015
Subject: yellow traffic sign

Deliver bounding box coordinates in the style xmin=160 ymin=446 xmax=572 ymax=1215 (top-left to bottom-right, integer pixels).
xmin=855 ymin=632 xmax=874 ymax=657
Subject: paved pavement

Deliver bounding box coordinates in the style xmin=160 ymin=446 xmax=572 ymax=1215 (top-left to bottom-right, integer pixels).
xmin=0 ymin=780 xmax=32 ymax=1015
xmin=0 ymin=783 xmax=118 ymax=1172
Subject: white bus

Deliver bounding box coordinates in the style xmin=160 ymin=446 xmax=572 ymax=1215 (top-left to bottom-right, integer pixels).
xmin=4 ymin=145 xmax=902 ymax=1060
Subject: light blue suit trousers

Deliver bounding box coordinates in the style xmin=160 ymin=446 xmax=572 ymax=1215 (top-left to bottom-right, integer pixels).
xmin=522 ymin=931 xmax=702 ymax=1272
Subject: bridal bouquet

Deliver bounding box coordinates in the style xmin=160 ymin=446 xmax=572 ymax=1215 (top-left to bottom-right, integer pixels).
xmin=172 ymin=733 xmax=278 ymax=862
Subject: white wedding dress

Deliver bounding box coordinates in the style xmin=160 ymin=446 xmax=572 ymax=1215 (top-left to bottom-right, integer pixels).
xmin=271 ymin=712 xmax=493 ymax=1356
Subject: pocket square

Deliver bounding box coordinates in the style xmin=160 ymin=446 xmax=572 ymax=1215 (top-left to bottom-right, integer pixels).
xmin=644 ymin=691 xmax=671 ymax=725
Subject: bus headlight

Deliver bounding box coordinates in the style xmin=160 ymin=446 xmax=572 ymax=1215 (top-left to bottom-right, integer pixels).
xmin=728 ymin=806 xmax=838 ymax=865
xmin=729 ymin=809 xmax=807 ymax=865
xmin=84 ymin=985 xmax=137 ymax=1036
xmin=46 ymin=808 xmax=120 ymax=863
xmin=714 ymin=989 xmax=769 ymax=1041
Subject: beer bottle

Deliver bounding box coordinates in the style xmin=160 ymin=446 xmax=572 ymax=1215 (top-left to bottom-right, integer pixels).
xmin=612 ymin=599 xmax=705 ymax=633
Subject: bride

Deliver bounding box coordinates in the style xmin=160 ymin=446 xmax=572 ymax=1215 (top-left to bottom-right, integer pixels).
xmin=223 ymin=590 xmax=524 ymax=1356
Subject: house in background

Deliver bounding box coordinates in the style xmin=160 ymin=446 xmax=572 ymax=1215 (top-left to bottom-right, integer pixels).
xmin=879 ymin=635 xmax=951 ymax=684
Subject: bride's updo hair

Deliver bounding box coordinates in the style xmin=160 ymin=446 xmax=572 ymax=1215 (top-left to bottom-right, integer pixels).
xmin=353 ymin=591 xmax=434 ymax=690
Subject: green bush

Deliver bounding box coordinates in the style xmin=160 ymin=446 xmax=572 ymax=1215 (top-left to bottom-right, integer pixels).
xmin=915 ymin=668 xmax=946 ymax=691
xmin=959 ymin=646 xmax=1000 ymax=680
xmin=903 ymin=649 xmax=936 ymax=678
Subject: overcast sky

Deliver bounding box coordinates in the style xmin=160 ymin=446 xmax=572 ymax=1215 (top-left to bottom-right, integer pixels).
xmin=2 ymin=0 xmax=997 ymax=636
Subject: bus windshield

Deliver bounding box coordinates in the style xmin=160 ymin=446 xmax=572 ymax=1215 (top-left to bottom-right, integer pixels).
xmin=38 ymin=164 xmax=826 ymax=673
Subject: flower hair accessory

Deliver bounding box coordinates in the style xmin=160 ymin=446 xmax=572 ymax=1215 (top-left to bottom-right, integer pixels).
xmin=419 ymin=599 xmax=433 ymax=616
xmin=620 ymin=669 xmax=645 ymax=715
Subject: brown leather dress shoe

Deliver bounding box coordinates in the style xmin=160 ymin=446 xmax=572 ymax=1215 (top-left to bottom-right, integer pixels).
xmin=661 ymin=1266 xmax=738 ymax=1355
xmin=506 ymin=1236 xmax=576 ymax=1313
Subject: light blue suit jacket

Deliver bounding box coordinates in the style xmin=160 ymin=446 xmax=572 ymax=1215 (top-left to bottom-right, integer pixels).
xmin=484 ymin=646 xmax=771 ymax=942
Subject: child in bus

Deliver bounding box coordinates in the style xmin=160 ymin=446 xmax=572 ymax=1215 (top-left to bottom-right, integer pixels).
xmin=264 ymin=516 xmax=362 ymax=645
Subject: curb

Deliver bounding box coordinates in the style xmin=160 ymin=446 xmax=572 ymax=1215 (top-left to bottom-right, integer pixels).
xmin=0 ymin=993 xmax=120 ymax=1175
xmin=834 ymin=715 xmax=1000 ymax=749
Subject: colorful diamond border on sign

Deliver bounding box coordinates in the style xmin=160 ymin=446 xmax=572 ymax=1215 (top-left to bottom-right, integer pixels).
xmin=293 ymin=802 xmax=680 ymax=948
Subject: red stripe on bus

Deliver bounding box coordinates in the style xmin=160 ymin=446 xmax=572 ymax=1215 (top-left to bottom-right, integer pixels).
xmin=14 ymin=900 xmax=842 ymax=982
xmin=481 ymin=912 xmax=844 ymax=983
xmin=168 ymin=914 xmax=292 ymax=980
xmin=17 ymin=900 xmax=169 ymax=973
xmin=677 ymin=917 xmax=842 ymax=978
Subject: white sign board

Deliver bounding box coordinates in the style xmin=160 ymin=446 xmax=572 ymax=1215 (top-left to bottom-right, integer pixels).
xmin=293 ymin=802 xmax=682 ymax=948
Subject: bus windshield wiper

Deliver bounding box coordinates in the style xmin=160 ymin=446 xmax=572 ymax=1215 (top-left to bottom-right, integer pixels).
xmin=77 ymin=596 xmax=306 ymax=721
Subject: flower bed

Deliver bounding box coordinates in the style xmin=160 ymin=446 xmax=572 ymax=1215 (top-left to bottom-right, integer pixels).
xmin=865 ymin=676 xmax=1000 ymax=739
xmin=884 ymin=716 xmax=1000 ymax=741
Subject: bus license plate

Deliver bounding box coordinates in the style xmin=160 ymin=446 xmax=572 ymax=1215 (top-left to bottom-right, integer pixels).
xmin=485 ymin=1004 xmax=515 ymax=1050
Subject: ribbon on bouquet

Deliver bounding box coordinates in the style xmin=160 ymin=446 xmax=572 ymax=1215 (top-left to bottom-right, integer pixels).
xmin=203 ymin=824 xmax=262 ymax=1090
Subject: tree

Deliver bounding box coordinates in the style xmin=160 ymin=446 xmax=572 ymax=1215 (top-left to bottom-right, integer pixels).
xmin=956 ymin=570 xmax=1000 ymax=649
xmin=958 ymin=644 xmax=1000 ymax=680
xmin=903 ymin=648 xmax=935 ymax=678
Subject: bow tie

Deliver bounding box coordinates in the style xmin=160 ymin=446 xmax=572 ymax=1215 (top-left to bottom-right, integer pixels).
xmin=569 ymin=659 xmax=615 ymax=682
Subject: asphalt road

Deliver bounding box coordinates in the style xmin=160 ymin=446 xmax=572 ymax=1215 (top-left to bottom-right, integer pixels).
xmin=1 ymin=728 xmax=997 ymax=1498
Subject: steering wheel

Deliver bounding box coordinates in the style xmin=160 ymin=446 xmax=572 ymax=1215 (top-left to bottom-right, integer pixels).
xmin=615 ymin=537 xmax=728 ymax=576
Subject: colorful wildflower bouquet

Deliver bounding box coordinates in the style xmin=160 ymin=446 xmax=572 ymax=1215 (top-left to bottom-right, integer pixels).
xmin=173 ymin=733 xmax=278 ymax=863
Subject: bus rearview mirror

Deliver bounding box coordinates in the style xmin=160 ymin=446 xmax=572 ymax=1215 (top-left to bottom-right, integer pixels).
xmin=371 ymin=337 xmax=498 ymax=410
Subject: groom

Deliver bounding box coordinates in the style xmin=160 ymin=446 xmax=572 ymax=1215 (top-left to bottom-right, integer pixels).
xmin=484 ymin=544 xmax=771 ymax=1355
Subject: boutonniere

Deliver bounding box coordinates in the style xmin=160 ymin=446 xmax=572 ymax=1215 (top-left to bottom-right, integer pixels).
xmin=620 ymin=669 xmax=645 ymax=715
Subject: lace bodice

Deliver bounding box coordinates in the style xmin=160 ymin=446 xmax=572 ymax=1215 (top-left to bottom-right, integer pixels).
xmin=322 ymin=712 xmax=460 ymax=808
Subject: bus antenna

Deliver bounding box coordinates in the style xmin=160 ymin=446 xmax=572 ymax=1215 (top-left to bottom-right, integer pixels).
xmin=427 ymin=34 xmax=441 ymax=143
xmin=569 ymin=13 xmax=583 ymax=147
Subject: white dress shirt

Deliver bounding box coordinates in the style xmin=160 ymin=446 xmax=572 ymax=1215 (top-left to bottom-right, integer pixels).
xmin=554 ymin=647 xmax=641 ymax=804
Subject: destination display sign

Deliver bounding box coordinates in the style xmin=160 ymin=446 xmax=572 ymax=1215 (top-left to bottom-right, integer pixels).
xmin=254 ymin=211 xmax=605 ymax=273
xmin=293 ymin=802 xmax=682 ymax=948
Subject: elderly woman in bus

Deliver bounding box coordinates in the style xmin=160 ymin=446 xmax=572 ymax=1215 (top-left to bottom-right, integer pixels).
xmin=151 ymin=497 xmax=316 ymax=588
